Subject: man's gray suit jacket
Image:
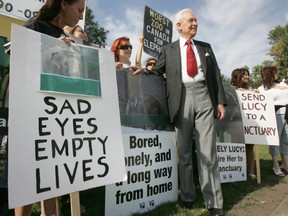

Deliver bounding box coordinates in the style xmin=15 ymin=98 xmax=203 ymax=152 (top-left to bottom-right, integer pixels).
xmin=155 ymin=39 xmax=226 ymax=123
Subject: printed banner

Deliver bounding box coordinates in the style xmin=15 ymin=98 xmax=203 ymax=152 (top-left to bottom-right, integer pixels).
xmin=8 ymin=24 xmax=126 ymax=208
xmin=215 ymin=86 xmax=247 ymax=183
xmin=105 ymin=130 xmax=178 ymax=216
xmin=143 ymin=5 xmax=173 ymax=57
xmin=116 ymin=70 xmax=172 ymax=130
xmin=40 ymin=36 xmax=101 ymax=96
xmin=236 ymin=90 xmax=279 ymax=145
xmin=217 ymin=142 xmax=247 ymax=183
xmin=0 ymin=0 xmax=44 ymax=21
xmin=216 ymin=85 xmax=245 ymax=144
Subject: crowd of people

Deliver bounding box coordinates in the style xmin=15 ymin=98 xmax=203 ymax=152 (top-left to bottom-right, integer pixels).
xmin=1 ymin=0 xmax=288 ymax=216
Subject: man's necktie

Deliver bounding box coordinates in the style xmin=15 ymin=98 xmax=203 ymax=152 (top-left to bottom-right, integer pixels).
xmin=186 ymin=39 xmax=198 ymax=77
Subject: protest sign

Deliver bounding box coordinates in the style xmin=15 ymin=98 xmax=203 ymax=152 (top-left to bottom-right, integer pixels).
xmin=142 ymin=5 xmax=173 ymax=57
xmin=105 ymin=56 xmax=177 ymax=215
xmin=215 ymin=85 xmax=248 ymax=183
xmin=236 ymin=90 xmax=279 ymax=145
xmin=216 ymin=85 xmax=245 ymax=144
xmin=216 ymin=142 xmax=247 ymax=182
xmin=105 ymin=130 xmax=177 ymax=216
xmin=0 ymin=0 xmax=44 ymax=21
xmin=8 ymin=24 xmax=126 ymax=208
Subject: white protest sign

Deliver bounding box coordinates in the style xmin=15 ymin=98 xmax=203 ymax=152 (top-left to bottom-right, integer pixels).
xmin=8 ymin=24 xmax=126 ymax=208
xmin=0 ymin=0 xmax=44 ymax=20
xmin=236 ymin=90 xmax=279 ymax=145
xmin=105 ymin=129 xmax=178 ymax=216
xmin=216 ymin=142 xmax=246 ymax=183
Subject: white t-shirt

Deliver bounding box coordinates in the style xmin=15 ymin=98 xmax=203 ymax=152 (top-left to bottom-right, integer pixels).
xmin=258 ymin=82 xmax=288 ymax=114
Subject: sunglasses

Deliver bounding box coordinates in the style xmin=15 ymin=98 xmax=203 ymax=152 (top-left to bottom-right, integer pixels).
xmin=147 ymin=62 xmax=156 ymax=66
xmin=119 ymin=44 xmax=133 ymax=50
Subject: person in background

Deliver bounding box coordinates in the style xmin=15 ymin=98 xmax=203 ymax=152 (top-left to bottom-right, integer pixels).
xmin=69 ymin=25 xmax=86 ymax=40
xmin=258 ymin=66 xmax=288 ymax=177
xmin=144 ymin=57 xmax=157 ymax=70
xmin=14 ymin=0 xmax=85 ymax=215
xmin=135 ymin=34 xmax=159 ymax=74
xmin=136 ymin=8 xmax=226 ymax=216
xmin=142 ymin=57 xmax=163 ymax=78
xmin=111 ymin=36 xmax=134 ymax=71
xmin=230 ymin=68 xmax=256 ymax=180
xmin=24 ymin=0 xmax=84 ymax=44
xmin=110 ymin=36 xmax=144 ymax=74
xmin=64 ymin=24 xmax=88 ymax=44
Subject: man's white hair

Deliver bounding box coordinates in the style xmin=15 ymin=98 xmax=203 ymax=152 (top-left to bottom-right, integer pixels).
xmin=174 ymin=9 xmax=195 ymax=32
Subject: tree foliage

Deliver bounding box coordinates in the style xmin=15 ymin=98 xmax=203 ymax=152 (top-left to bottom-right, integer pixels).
xmin=84 ymin=6 xmax=109 ymax=48
xmin=267 ymin=24 xmax=288 ymax=78
xmin=221 ymin=73 xmax=231 ymax=85
xmin=248 ymin=24 xmax=288 ymax=88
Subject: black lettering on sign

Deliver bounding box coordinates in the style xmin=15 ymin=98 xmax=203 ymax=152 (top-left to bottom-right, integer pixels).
xmin=0 ymin=1 xmax=13 ymax=13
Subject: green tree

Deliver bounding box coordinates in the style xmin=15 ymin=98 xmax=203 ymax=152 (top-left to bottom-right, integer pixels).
xmin=267 ymin=24 xmax=288 ymax=79
xmin=85 ymin=6 xmax=109 ymax=47
xmin=221 ymin=73 xmax=230 ymax=85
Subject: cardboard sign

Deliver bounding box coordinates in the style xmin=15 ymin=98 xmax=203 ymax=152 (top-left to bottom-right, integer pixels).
xmin=0 ymin=0 xmax=44 ymax=21
xmin=216 ymin=142 xmax=247 ymax=182
xmin=8 ymin=25 xmax=126 ymax=208
xmin=142 ymin=6 xmax=173 ymax=57
xmin=105 ymin=130 xmax=178 ymax=216
xmin=236 ymin=90 xmax=279 ymax=145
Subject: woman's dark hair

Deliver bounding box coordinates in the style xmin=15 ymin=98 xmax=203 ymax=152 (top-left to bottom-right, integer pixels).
xmin=36 ymin=0 xmax=77 ymax=22
xmin=261 ymin=66 xmax=278 ymax=90
xmin=230 ymin=68 xmax=250 ymax=89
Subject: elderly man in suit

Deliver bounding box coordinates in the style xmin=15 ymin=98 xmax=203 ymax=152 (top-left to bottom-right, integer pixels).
xmin=139 ymin=8 xmax=226 ymax=216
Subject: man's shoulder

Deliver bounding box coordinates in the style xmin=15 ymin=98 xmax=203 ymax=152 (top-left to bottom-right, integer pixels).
xmin=193 ymin=39 xmax=211 ymax=47
xmin=165 ymin=40 xmax=179 ymax=47
xmin=162 ymin=40 xmax=179 ymax=51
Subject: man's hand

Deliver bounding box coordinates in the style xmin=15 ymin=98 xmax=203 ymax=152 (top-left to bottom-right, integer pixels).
xmin=217 ymin=104 xmax=225 ymax=120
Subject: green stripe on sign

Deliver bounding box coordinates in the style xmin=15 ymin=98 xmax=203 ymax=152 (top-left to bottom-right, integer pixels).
xmin=120 ymin=114 xmax=171 ymax=127
xmin=41 ymin=73 xmax=101 ymax=97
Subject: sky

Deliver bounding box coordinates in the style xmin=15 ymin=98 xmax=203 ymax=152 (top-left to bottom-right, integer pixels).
xmin=87 ymin=0 xmax=288 ymax=78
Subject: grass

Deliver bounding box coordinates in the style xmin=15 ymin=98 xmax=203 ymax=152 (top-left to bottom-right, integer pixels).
xmin=1 ymin=145 xmax=277 ymax=216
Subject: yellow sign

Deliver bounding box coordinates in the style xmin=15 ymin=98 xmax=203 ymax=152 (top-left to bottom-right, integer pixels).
xmin=0 ymin=14 xmax=24 ymax=40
